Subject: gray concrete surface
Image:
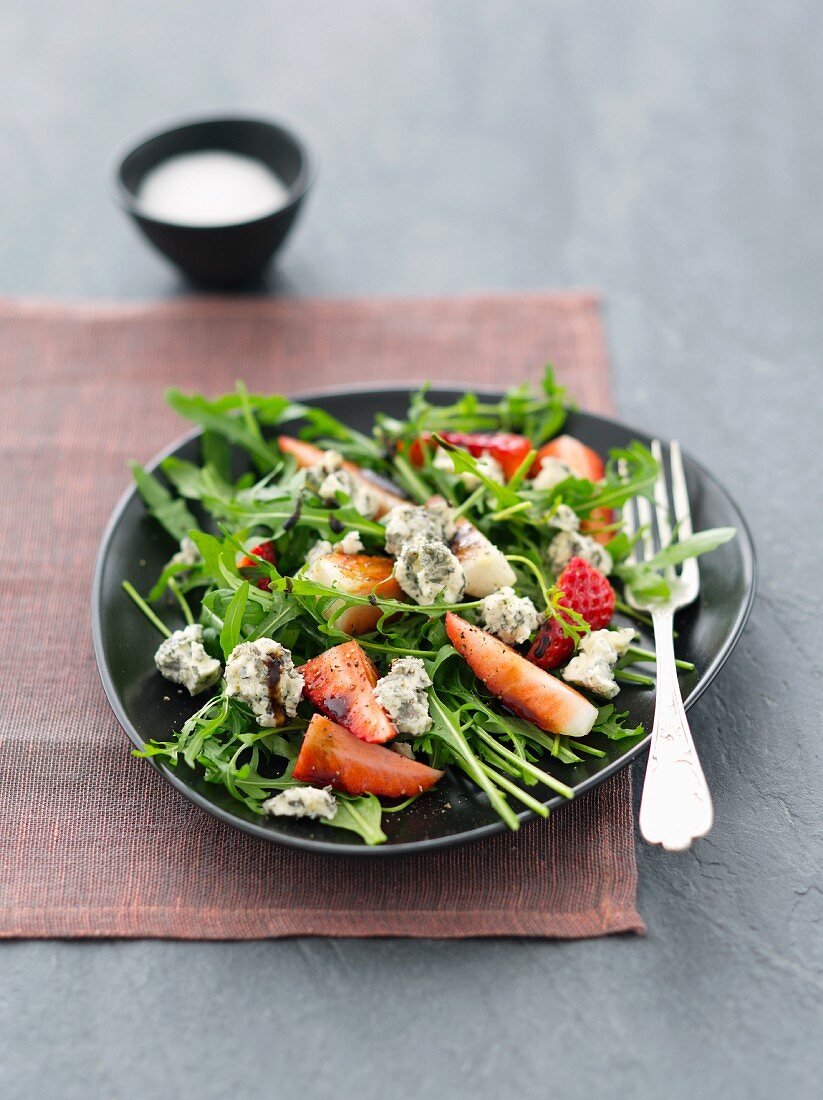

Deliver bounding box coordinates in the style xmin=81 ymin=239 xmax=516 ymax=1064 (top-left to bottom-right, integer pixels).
xmin=1 ymin=2 xmax=821 ymax=1097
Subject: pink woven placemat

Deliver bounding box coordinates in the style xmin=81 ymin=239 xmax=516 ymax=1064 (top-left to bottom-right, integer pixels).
xmin=0 ymin=292 xmax=644 ymax=939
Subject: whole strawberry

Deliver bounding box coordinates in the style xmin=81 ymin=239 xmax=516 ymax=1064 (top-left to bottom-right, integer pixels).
xmin=238 ymin=540 xmax=277 ymax=591
xmin=527 ymin=557 xmax=616 ymax=670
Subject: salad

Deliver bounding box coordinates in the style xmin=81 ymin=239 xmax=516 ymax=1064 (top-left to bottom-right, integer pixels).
xmin=123 ymin=369 xmax=734 ymax=845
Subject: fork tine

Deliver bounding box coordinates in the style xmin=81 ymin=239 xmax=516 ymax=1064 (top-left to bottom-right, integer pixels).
xmin=636 ymin=492 xmax=656 ymax=561
xmin=670 ymin=440 xmax=699 ymax=586
xmin=651 ymin=440 xmax=672 ymax=548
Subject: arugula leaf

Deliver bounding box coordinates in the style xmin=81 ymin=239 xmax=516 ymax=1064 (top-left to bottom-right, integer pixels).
xmin=129 ymin=462 xmax=197 ymax=543
xmin=593 ymin=705 xmax=644 ymax=741
xmin=219 ymin=581 xmax=249 ymax=659
xmin=324 ymin=794 xmax=387 ymax=846
xmin=615 ymin=527 xmax=737 ymax=600
xmin=201 ymin=429 xmax=233 ymax=483
xmin=165 ymin=389 xmax=281 ymax=471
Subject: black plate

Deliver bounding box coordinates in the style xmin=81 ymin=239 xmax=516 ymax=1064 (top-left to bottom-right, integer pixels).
xmin=93 ymin=387 xmax=756 ymax=855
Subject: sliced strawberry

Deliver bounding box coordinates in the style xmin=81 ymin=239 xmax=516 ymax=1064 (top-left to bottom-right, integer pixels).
xmin=238 ymin=539 xmax=277 ymax=591
xmin=293 ymin=714 xmax=443 ymax=797
xmin=445 ymin=612 xmax=597 ymax=738
xmin=301 ymin=640 xmax=397 ymax=744
xmin=530 ymin=435 xmax=614 ymax=543
xmin=278 ymin=436 xmax=406 ymax=518
xmin=407 ymin=430 xmax=532 ymax=481
xmin=307 ymin=552 xmax=403 ymax=635
xmin=528 ymin=557 xmax=616 ymax=670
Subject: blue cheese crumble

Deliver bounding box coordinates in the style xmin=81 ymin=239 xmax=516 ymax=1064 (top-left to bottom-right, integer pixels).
xmin=479 ymin=587 xmax=540 ymax=646
xmin=263 ymin=786 xmax=337 ymax=820
xmin=382 ymin=502 xmax=455 ymax=556
xmin=550 ymin=503 xmax=581 ymax=533
xmin=307 ymin=530 xmax=364 ymax=565
xmin=532 ymin=456 xmax=574 ymax=492
xmin=225 ymin=638 xmax=304 ymax=727
xmin=394 ymin=537 xmax=465 ymax=604
xmin=374 ymin=656 xmax=433 ymax=736
xmin=562 ymin=627 xmax=635 ymax=699
xmin=303 ymin=450 xmax=380 ymax=519
xmin=154 ymin=624 xmax=222 ymax=696
xmin=547 ymin=530 xmax=613 ymax=576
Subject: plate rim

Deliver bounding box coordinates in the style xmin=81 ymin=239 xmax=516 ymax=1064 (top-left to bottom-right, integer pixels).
xmin=92 ymin=383 xmax=757 ymax=856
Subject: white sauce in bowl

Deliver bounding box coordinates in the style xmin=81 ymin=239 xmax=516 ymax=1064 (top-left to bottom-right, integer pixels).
xmin=137 ymin=151 xmax=290 ymax=226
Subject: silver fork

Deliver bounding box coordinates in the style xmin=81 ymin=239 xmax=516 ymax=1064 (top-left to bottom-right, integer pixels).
xmin=622 ymin=440 xmax=713 ymax=852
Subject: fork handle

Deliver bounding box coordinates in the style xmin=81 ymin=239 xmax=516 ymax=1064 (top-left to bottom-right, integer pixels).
xmin=638 ymin=608 xmax=713 ymax=851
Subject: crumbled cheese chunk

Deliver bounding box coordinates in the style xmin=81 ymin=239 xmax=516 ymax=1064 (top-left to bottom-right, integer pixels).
xmin=562 ymin=628 xmax=635 ymax=699
xmin=382 ymin=503 xmax=453 ymax=556
xmin=480 ymin=587 xmax=540 ymax=645
xmin=425 ymin=496 xmax=458 ymax=542
xmin=171 ymin=536 xmax=201 ymax=570
xmin=303 ymin=450 xmax=380 ymax=518
xmin=337 ymin=530 xmax=364 ymax=555
xmin=225 ymin=638 xmax=304 ymax=727
xmin=532 ymin=456 xmax=574 ymax=492
xmin=306 ymin=530 xmax=364 ymax=567
xmin=394 ymin=537 xmax=465 ymax=604
xmin=547 ymin=530 xmax=613 ymax=575
xmin=263 ymin=786 xmax=337 ymax=820
xmin=154 ymin=624 xmax=221 ymax=696
xmin=374 ymin=657 xmax=433 ymax=736
xmin=550 ymin=504 xmax=581 ymax=533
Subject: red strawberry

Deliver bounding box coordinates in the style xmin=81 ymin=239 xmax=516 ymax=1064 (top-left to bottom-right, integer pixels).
xmin=527 ymin=557 xmax=616 ymax=670
xmin=238 ymin=540 xmax=277 ymax=591
xmin=407 ymin=430 xmax=532 ymax=481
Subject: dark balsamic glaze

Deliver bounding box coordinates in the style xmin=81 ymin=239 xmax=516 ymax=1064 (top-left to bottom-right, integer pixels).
xmin=530 ymin=627 xmax=550 ymax=661
xmin=265 ymin=656 xmax=285 ymax=725
xmin=283 ymin=498 xmax=302 ymax=531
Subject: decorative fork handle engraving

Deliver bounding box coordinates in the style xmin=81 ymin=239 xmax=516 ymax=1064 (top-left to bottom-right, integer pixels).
xmin=639 ymin=608 xmax=713 ymax=851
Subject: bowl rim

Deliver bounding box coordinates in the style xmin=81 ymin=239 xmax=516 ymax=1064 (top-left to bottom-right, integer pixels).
xmin=111 ymin=112 xmax=314 ymax=231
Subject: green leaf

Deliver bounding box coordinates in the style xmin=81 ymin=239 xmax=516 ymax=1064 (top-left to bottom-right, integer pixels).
xmin=324 ymin=794 xmax=387 ymax=845
xmin=165 ymin=389 xmax=280 ymax=471
xmin=189 ymin=530 xmax=237 ymax=585
xmin=129 ymin=461 xmax=197 ymax=543
xmin=645 ymin=527 xmax=736 ymax=570
xmin=616 ymin=527 xmax=737 ymax=599
xmin=593 ymin=705 xmax=644 ymax=741
xmin=202 ymin=429 xmax=233 ymax=483
xmin=428 ymin=690 xmax=520 ymax=830
xmin=220 ymin=581 xmax=249 ymax=659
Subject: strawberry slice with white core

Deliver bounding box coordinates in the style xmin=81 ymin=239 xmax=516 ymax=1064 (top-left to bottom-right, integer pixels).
xmin=445 ymin=612 xmax=598 ymax=738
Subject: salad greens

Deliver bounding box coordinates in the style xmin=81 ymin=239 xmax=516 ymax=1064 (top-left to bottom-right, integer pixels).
xmin=123 ymin=368 xmax=733 ymax=845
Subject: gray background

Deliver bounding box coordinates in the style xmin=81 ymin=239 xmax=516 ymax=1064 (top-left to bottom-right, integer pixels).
xmin=2 ymin=2 xmax=821 ymax=1097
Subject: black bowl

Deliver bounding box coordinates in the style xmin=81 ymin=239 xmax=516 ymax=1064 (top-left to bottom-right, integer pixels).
xmin=93 ymin=386 xmax=757 ymax=856
xmin=113 ymin=115 xmax=313 ymax=287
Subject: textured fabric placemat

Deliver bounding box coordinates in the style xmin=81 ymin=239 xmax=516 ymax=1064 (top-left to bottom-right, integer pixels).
xmin=0 ymin=293 xmax=644 ymax=939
